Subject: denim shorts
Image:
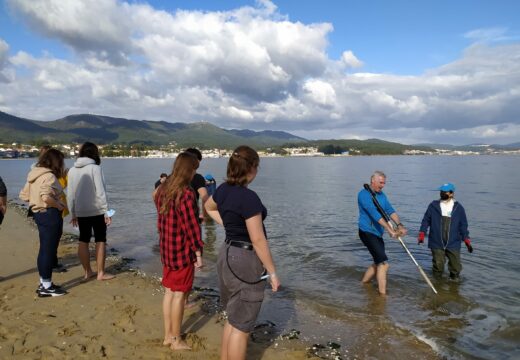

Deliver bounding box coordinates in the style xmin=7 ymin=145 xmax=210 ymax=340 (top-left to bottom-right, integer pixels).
xmin=217 ymin=243 xmax=266 ymax=333
xmin=359 ymin=229 xmax=388 ymax=265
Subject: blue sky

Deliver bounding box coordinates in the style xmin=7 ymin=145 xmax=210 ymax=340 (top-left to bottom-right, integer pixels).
xmin=1 ymin=0 xmax=519 ymax=144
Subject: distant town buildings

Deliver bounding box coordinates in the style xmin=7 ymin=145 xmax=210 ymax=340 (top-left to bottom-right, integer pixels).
xmin=1 ymin=142 xmax=519 ymax=159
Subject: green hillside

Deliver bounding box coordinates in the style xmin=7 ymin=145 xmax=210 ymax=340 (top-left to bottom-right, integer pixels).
xmin=0 ymin=111 xmax=305 ymax=148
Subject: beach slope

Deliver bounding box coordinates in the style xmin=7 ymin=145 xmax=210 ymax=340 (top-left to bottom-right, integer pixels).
xmin=0 ymin=206 xmax=307 ymax=359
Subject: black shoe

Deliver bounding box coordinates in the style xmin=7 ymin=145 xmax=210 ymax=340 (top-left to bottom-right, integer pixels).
xmin=53 ymin=263 xmax=68 ymax=273
xmin=36 ymin=283 xmax=64 ymax=293
xmin=38 ymin=284 xmax=67 ymax=297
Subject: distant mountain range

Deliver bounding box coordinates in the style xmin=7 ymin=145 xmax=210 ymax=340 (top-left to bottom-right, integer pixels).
xmin=0 ymin=111 xmax=306 ymax=148
xmin=1 ymin=111 xmax=519 ymax=153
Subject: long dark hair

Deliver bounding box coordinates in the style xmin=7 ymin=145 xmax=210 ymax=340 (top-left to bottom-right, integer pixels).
xmin=79 ymin=142 xmax=101 ymax=165
xmin=158 ymin=152 xmax=198 ymax=214
xmin=226 ymin=145 xmax=259 ymax=186
xmin=37 ymin=149 xmax=65 ymax=178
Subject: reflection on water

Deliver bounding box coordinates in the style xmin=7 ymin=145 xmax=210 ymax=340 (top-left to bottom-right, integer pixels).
xmin=3 ymin=156 xmax=520 ymax=359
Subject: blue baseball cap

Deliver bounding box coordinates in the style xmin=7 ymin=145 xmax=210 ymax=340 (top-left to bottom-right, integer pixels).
xmin=438 ymin=183 xmax=455 ymax=192
xmin=204 ymin=173 xmax=214 ymax=180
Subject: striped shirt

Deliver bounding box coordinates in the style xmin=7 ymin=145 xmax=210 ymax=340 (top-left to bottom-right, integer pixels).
xmin=155 ymin=187 xmax=204 ymax=270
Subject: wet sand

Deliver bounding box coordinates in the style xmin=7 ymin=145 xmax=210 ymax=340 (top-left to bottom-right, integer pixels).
xmin=0 ymin=205 xmax=310 ymax=359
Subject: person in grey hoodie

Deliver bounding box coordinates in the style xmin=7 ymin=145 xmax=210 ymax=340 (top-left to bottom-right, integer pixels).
xmin=67 ymin=142 xmax=115 ymax=281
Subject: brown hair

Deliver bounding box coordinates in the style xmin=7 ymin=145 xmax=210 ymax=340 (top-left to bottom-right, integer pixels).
xmin=37 ymin=149 xmax=65 ymax=178
xmin=226 ymin=145 xmax=259 ymax=186
xmin=158 ymin=152 xmax=198 ymax=214
xmin=79 ymin=142 xmax=101 ymax=165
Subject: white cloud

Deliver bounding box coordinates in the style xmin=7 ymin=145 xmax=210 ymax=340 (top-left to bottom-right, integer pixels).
xmin=220 ymin=106 xmax=254 ymax=120
xmin=303 ymin=79 xmax=336 ymax=107
xmin=340 ymin=50 xmax=363 ymax=68
xmin=1 ymin=1 xmax=519 ymax=145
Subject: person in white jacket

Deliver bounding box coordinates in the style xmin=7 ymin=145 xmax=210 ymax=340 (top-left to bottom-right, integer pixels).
xmin=67 ymin=142 xmax=114 ymax=281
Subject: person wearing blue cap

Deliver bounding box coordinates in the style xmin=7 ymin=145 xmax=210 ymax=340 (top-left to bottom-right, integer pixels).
xmin=204 ymin=173 xmax=217 ymax=197
xmin=418 ymin=183 xmax=472 ymax=280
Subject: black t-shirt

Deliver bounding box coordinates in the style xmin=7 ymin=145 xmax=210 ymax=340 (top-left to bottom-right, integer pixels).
xmin=190 ymin=173 xmax=206 ymax=200
xmin=213 ymin=182 xmax=267 ymax=243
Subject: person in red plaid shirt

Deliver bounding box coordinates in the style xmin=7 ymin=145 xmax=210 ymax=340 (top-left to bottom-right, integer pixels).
xmin=153 ymin=152 xmax=204 ymax=351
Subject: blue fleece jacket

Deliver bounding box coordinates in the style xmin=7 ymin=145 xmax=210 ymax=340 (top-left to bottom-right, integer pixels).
xmin=419 ymin=200 xmax=469 ymax=250
xmin=358 ymin=188 xmax=395 ymax=237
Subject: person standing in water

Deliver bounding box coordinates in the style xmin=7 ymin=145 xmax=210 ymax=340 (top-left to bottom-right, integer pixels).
xmin=418 ymin=183 xmax=472 ymax=280
xmin=358 ymin=171 xmax=407 ymax=295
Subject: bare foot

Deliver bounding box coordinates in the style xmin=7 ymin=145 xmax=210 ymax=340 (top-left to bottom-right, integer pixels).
xmin=97 ymin=273 xmax=115 ymax=281
xmin=185 ymin=300 xmax=198 ymax=309
xmin=81 ymin=272 xmax=97 ymax=282
xmin=163 ymin=337 xmax=172 ymax=346
xmin=170 ymin=339 xmax=191 ymax=351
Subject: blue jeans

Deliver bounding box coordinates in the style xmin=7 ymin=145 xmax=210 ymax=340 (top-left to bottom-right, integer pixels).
xmin=33 ymin=208 xmax=63 ymax=280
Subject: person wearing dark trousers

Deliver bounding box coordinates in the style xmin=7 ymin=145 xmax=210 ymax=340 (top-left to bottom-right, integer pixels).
xmin=19 ymin=149 xmax=68 ymax=297
xmin=358 ymin=171 xmax=407 ymax=295
xmin=418 ymin=183 xmax=471 ymax=280
xmin=184 ymin=148 xmax=209 ymax=221
xmin=0 ymin=176 xmax=6 ymax=226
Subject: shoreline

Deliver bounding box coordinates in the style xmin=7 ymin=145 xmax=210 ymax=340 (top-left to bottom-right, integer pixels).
xmin=0 ymin=204 xmax=314 ymax=359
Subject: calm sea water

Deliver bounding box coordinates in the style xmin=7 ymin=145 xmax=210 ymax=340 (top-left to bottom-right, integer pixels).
xmin=2 ymin=156 xmax=519 ymax=359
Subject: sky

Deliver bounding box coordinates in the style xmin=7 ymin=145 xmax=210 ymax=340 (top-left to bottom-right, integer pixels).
xmin=0 ymin=0 xmax=519 ymax=145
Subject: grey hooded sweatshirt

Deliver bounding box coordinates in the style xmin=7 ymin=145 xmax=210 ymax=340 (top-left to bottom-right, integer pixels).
xmin=67 ymin=157 xmax=108 ymax=218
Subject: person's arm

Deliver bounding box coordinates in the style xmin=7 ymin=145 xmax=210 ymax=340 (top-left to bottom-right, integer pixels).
xmin=40 ymin=175 xmax=66 ymax=210
xmin=377 ymin=217 xmax=397 ymax=238
xmin=246 ymin=214 xmax=280 ymax=292
xmin=418 ymin=204 xmax=432 ymax=244
xmin=0 ymin=196 xmax=5 ymax=215
xmin=93 ymin=167 xmax=110 ymax=225
xmin=1 ymin=177 xmax=7 ymax=215
xmin=389 ymin=212 xmax=407 ymax=236
xmin=204 ymin=196 xmax=223 ymax=225
xmin=41 ymin=194 xmax=65 ymax=210
xmin=19 ymin=182 xmax=30 ymax=202
xmin=360 ymin=191 xmax=397 ymax=238
xmin=179 ymin=191 xmax=204 ymax=266
xmin=458 ymin=205 xmax=469 ymax=239
xmin=198 ymin=187 xmax=209 ymax=218
xmin=67 ymin=172 xmax=77 ymax=226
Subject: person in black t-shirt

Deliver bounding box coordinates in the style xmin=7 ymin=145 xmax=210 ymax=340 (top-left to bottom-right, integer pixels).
xmin=154 ymin=173 xmax=168 ymax=189
xmin=185 ymin=148 xmax=209 ymax=221
xmin=205 ymin=145 xmax=280 ymax=360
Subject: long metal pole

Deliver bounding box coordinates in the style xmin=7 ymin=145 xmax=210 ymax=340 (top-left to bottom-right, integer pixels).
xmin=363 ymin=184 xmax=438 ymax=294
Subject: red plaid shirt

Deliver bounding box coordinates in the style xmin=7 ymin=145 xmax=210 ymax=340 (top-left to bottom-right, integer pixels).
xmin=155 ymin=187 xmax=204 ymax=270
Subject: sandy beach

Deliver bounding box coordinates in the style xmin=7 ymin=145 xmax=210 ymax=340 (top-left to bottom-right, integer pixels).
xmin=0 ymin=204 xmax=311 ymax=360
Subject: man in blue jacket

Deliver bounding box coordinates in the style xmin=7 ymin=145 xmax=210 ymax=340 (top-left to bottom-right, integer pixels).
xmin=358 ymin=171 xmax=407 ymax=295
xmin=418 ymin=183 xmax=472 ymax=280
